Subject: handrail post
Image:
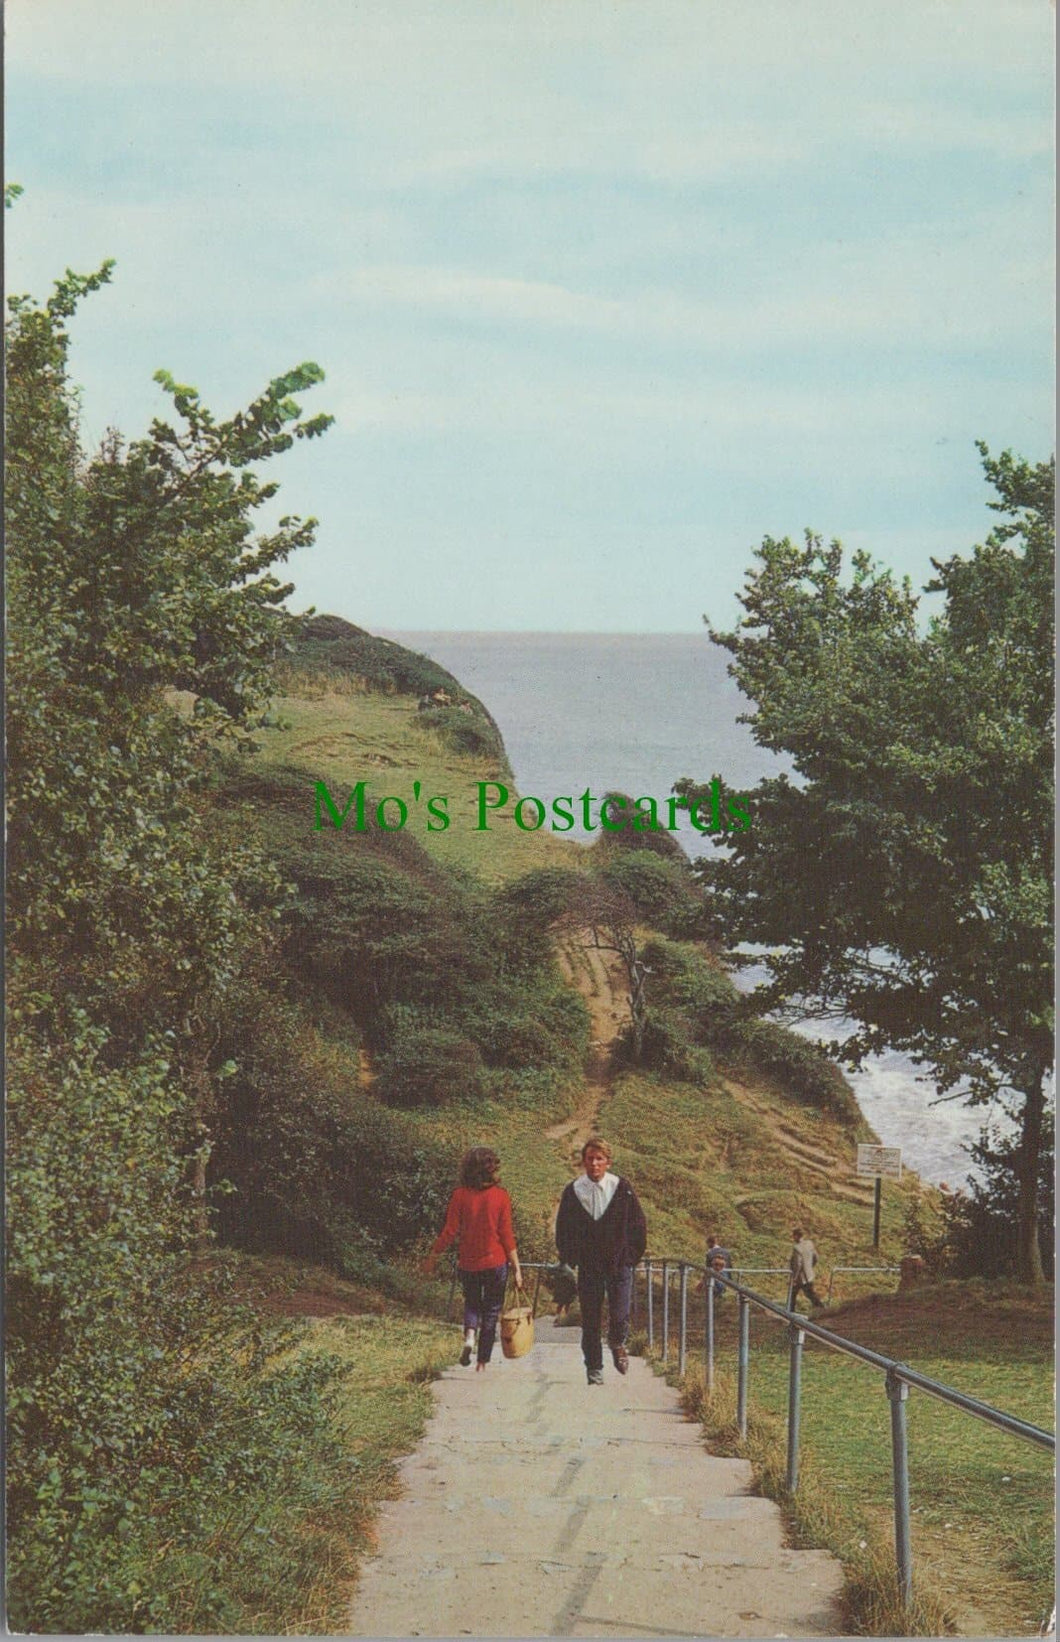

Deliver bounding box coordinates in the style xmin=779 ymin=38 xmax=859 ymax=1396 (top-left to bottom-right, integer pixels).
xmin=705 ymin=1270 xmax=715 ymax=1393
xmin=886 ymin=1369 xmax=914 ymax=1611
xmin=662 ymin=1261 xmax=670 ymax=1361
xmin=786 ymin=1322 xmax=806 ymax=1492
xmin=737 ymin=1292 xmax=750 ymax=1439
xmin=678 ymin=1264 xmax=689 ymax=1375
xmin=646 ymin=1260 xmax=654 ymax=1349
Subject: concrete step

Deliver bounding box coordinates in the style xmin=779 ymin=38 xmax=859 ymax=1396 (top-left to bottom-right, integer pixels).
xmin=346 ymin=1322 xmax=845 ymax=1638
xmin=350 ymin=1548 xmax=844 ymax=1638
xmin=372 ymin=1490 xmax=790 ymax=1558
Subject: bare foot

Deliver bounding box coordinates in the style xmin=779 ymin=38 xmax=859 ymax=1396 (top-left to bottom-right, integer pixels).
xmin=475 ymin=1361 xmax=487 ymax=1372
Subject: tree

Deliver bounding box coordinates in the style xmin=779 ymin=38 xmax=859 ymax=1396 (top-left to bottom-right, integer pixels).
xmin=681 ymin=447 xmax=1054 ymax=1281
xmin=7 ymin=257 xmax=333 ymax=1186
xmin=5 ymin=247 xmax=347 ymax=1628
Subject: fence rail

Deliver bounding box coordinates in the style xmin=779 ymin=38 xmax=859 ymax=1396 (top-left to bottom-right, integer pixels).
xmin=637 ymin=1256 xmax=1054 ymax=1611
xmin=826 ymin=1263 xmax=901 ymax=1305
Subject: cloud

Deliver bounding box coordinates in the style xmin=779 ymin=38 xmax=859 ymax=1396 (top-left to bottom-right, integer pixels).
xmin=9 ymin=0 xmax=1051 ymax=193
xmin=315 ymin=223 xmax=1053 ymax=353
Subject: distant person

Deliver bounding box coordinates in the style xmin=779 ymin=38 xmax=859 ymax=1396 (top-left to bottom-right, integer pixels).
xmin=705 ymin=1233 xmax=732 ymax=1299
xmin=788 ymin=1227 xmax=824 ymax=1311
xmin=422 ymin=1148 xmax=522 ymax=1370
xmin=555 ymin=1137 xmax=647 ymax=1385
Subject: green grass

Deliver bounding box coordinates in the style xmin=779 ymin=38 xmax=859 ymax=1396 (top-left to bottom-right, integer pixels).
xmin=256 ymin=687 xmax=580 ymax=884
xmin=246 ymin=1303 xmax=456 ymax=1635
xmin=650 ymin=1282 xmax=1054 ymax=1637
xmin=604 ymin=1066 xmax=916 ymax=1270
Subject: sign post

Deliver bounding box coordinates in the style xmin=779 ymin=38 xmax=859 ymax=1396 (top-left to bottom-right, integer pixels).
xmin=857 ymin=1145 xmax=902 ymax=1247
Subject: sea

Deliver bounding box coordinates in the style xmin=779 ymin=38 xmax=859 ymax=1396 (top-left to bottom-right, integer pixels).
xmin=387 ymin=630 xmax=1016 ymax=1188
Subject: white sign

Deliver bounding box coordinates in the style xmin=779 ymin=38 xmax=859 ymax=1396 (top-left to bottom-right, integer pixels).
xmin=857 ymin=1144 xmax=902 ymax=1180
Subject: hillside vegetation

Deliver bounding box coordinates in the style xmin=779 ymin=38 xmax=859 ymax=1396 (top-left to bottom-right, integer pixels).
xmin=219 ymin=612 xmax=913 ymax=1278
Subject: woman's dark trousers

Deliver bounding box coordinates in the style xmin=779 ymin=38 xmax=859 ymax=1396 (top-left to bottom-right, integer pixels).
xmin=577 ymin=1264 xmax=633 ymax=1372
xmin=459 ymin=1263 xmax=509 ymax=1362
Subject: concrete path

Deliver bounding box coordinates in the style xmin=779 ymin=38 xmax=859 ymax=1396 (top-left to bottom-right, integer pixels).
xmin=347 ymin=1318 xmax=844 ymax=1639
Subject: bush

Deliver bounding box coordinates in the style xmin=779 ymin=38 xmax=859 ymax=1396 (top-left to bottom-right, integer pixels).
xmin=375 ymin=1021 xmax=486 ymax=1108
xmin=210 ymin=987 xmax=452 ymax=1259
xmin=6 ymin=1016 xmax=353 ymax=1634
xmin=635 ymin=1006 xmax=716 ymax=1083
xmin=594 ymin=791 xmax=689 ymax=861
xmin=289 ymin=613 xmax=462 ymax=697
xmin=418 ymin=703 xmax=507 ymax=765
xmin=732 ymin=1020 xmax=860 ymax=1122
xmin=939 ymin=1116 xmax=1054 ymax=1279
xmin=600 ymin=852 xmax=697 ymax=926
xmin=281 ymin=845 xmax=493 ymax=1030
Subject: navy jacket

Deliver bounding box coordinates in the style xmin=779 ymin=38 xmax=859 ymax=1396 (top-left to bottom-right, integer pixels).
xmin=555 ymin=1176 xmax=647 ymax=1275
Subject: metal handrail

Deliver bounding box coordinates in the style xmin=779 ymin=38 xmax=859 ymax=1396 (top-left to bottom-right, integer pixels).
xmin=637 ymin=1256 xmax=1054 ymax=1611
xmin=826 ymin=1264 xmax=901 ymax=1305
xmin=710 ymin=1269 xmax=1054 ymax=1449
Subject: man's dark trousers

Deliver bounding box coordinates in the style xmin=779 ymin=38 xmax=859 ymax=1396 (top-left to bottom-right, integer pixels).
xmin=577 ymin=1265 xmax=633 ymax=1371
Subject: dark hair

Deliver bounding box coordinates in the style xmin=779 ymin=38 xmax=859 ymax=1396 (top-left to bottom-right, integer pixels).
xmin=460 ymin=1147 xmax=501 ymax=1190
xmin=792 ymin=1227 xmax=803 ymax=1239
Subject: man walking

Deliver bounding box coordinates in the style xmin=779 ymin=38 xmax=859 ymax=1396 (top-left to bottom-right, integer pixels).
xmin=788 ymin=1227 xmax=824 ymax=1311
xmin=555 ymin=1137 xmax=647 ymax=1385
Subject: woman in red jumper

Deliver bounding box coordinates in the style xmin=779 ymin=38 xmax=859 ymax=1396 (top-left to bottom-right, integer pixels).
xmin=422 ymin=1147 xmax=522 ymax=1370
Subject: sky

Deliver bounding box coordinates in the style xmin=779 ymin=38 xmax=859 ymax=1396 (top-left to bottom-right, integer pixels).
xmin=6 ymin=0 xmax=1054 ymax=632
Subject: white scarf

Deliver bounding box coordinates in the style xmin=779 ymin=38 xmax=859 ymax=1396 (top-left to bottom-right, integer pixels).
xmin=573 ymin=1170 xmax=619 ymax=1219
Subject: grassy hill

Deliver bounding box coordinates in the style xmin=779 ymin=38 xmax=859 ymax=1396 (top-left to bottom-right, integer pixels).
xmin=213 ymin=612 xmax=918 ymax=1277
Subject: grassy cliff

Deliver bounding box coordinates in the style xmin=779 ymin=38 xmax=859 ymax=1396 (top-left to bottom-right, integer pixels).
xmin=212 ymin=613 xmax=916 ymax=1277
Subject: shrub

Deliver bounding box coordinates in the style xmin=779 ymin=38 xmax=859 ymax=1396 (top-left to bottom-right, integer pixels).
xmin=418 ymin=703 xmax=507 ymax=765
xmin=289 ymin=613 xmax=461 ymax=697
xmin=939 ymin=1115 xmax=1054 ymax=1279
xmin=594 ymin=791 xmax=689 ymax=861
xmin=210 ymin=987 xmax=452 ymax=1259
xmin=635 ymin=1006 xmax=716 ymax=1084
xmin=375 ymin=1021 xmax=486 ymax=1108
xmin=6 ymin=1016 xmax=352 ymax=1635
xmin=731 ymin=1020 xmax=860 ymax=1122
xmin=600 ymin=852 xmax=696 ymax=926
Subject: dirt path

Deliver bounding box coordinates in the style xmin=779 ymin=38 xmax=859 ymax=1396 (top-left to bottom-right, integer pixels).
xmin=544 ymin=936 xmax=628 ymax=1165
xmin=346 ymin=1318 xmax=844 ymax=1639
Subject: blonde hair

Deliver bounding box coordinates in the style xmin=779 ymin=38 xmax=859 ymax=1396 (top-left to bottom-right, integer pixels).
xmin=581 ymin=1137 xmax=612 ymax=1162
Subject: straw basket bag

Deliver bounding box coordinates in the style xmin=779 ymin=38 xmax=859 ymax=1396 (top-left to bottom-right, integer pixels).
xmin=500 ymin=1272 xmax=538 ymax=1359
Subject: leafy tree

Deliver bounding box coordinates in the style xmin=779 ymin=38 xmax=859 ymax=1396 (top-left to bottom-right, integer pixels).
xmin=5 ymin=246 xmax=347 ymax=1628
xmin=7 ymin=255 xmax=333 ymax=1188
xmin=682 ymin=447 xmax=1054 ymax=1280
xmin=940 ymin=1114 xmax=1055 ymax=1280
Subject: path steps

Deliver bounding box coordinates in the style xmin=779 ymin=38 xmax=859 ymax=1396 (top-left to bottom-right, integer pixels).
xmin=347 ymin=1318 xmax=844 ymax=1639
